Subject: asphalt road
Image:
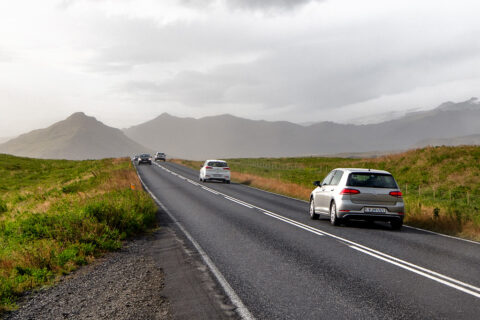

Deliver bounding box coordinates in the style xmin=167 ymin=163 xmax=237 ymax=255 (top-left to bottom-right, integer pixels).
xmin=137 ymin=161 xmax=480 ymax=320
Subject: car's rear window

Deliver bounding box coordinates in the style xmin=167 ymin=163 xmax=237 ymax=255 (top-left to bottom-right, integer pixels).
xmin=347 ymin=173 xmax=397 ymax=188
xmin=207 ymin=161 xmax=228 ymax=167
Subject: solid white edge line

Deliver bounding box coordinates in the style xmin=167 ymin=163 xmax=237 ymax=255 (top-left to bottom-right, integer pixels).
xmin=134 ymin=163 xmax=255 ymax=320
xmin=154 ymin=161 xmax=480 ymax=297
xmin=403 ymin=225 xmax=480 ymax=245
xmin=350 ymin=246 xmax=480 ymax=299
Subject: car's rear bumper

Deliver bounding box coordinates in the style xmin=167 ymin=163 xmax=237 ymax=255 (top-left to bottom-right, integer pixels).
xmin=204 ymin=175 xmax=230 ymax=181
xmin=336 ymin=198 xmax=404 ymax=221
xmin=338 ymin=212 xmax=404 ymax=222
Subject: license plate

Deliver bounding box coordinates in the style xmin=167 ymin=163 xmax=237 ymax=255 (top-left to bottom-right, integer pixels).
xmin=213 ymin=174 xmax=222 ymax=177
xmin=364 ymin=207 xmax=386 ymax=213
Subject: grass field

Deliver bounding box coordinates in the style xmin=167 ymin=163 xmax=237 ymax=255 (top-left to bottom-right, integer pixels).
xmin=0 ymin=154 xmax=157 ymax=312
xmin=174 ymin=146 xmax=480 ymax=241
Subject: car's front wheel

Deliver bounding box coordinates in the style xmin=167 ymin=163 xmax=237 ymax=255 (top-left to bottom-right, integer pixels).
xmin=330 ymin=201 xmax=341 ymax=226
xmin=309 ymin=198 xmax=319 ymax=220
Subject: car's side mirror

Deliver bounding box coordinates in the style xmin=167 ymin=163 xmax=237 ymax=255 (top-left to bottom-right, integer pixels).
xmin=313 ymin=181 xmax=321 ymax=187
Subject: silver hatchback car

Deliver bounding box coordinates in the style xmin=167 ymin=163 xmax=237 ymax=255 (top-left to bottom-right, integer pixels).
xmin=309 ymin=168 xmax=404 ymax=229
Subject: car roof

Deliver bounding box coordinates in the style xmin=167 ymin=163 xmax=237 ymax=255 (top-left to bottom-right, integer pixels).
xmin=334 ymin=168 xmax=392 ymax=175
xmin=205 ymin=159 xmax=227 ymax=163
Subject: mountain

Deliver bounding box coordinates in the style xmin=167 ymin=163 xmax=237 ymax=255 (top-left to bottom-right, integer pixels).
xmin=0 ymin=112 xmax=151 ymax=160
xmin=124 ymin=98 xmax=480 ymax=159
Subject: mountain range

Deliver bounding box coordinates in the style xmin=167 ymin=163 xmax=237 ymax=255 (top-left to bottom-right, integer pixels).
xmin=1 ymin=98 xmax=479 ymax=160
xmin=0 ymin=112 xmax=150 ymax=160
xmin=124 ymin=98 xmax=480 ymax=159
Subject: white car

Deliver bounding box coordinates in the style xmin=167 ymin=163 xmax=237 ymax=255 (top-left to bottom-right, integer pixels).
xmin=199 ymin=160 xmax=231 ymax=183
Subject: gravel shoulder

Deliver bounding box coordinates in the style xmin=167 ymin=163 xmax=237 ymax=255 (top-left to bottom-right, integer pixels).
xmin=3 ymin=212 xmax=238 ymax=320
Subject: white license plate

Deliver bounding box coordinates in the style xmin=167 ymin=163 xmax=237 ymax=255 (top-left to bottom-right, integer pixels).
xmin=213 ymin=174 xmax=222 ymax=177
xmin=364 ymin=207 xmax=387 ymax=213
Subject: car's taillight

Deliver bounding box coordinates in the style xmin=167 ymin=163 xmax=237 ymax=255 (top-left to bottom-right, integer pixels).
xmin=223 ymin=167 xmax=230 ymax=170
xmin=389 ymin=191 xmax=403 ymax=198
xmin=205 ymin=166 xmax=213 ymax=169
xmin=340 ymin=188 xmax=360 ymax=195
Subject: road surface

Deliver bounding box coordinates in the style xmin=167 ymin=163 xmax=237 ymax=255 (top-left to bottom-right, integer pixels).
xmin=137 ymin=161 xmax=480 ymax=319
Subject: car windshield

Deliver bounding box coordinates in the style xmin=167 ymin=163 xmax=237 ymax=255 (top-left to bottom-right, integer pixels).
xmin=347 ymin=172 xmax=397 ymax=188
xmin=207 ymin=161 xmax=228 ymax=167
xmin=141 ymin=154 xmax=151 ymax=157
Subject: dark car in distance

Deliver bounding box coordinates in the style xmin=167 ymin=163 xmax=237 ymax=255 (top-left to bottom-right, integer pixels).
xmin=138 ymin=154 xmax=152 ymax=165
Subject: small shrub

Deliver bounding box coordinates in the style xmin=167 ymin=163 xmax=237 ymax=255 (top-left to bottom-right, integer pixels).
xmin=433 ymin=208 xmax=440 ymax=219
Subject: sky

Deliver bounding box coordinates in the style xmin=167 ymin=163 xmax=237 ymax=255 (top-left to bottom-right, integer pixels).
xmin=1 ymin=0 xmax=480 ymax=137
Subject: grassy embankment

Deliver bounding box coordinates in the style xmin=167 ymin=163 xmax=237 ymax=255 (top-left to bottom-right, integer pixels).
xmin=0 ymin=154 xmax=156 ymax=312
xmin=174 ymin=146 xmax=480 ymax=241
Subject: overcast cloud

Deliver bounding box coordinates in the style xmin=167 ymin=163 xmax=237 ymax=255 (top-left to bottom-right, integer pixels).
xmin=1 ymin=0 xmax=480 ymax=137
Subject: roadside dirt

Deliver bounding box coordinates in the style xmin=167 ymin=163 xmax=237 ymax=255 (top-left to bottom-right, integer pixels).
xmin=3 ymin=213 xmax=238 ymax=320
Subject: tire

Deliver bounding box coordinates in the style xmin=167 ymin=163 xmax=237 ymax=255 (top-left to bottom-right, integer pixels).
xmin=390 ymin=219 xmax=403 ymax=230
xmin=226 ymin=180 xmax=230 ymax=184
xmin=330 ymin=201 xmax=341 ymax=226
xmin=309 ymin=198 xmax=319 ymax=220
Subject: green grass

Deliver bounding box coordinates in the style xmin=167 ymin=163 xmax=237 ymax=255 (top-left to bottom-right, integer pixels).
xmin=0 ymin=154 xmax=157 ymax=312
xmin=175 ymin=146 xmax=480 ymax=241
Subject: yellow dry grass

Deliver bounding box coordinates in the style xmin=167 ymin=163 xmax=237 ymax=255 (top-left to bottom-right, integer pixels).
xmin=99 ymin=166 xmax=141 ymax=192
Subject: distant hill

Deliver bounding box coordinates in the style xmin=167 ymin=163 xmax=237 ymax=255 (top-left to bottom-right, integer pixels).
xmin=0 ymin=112 xmax=151 ymax=160
xmin=415 ymin=134 xmax=480 ymax=147
xmin=124 ymin=98 xmax=480 ymax=159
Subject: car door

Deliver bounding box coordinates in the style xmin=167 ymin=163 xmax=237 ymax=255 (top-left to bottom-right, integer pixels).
xmin=314 ymin=170 xmax=335 ymax=213
xmin=325 ymin=170 xmax=344 ymax=209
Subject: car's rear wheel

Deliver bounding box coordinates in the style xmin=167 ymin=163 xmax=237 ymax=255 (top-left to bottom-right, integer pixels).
xmin=226 ymin=180 xmax=230 ymax=184
xmin=390 ymin=219 xmax=403 ymax=230
xmin=309 ymin=199 xmax=319 ymax=220
xmin=330 ymin=201 xmax=341 ymax=226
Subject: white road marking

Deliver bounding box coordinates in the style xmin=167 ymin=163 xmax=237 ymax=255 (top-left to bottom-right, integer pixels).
xmin=151 ymin=162 xmax=480 ymax=299
xmin=350 ymin=246 xmax=480 ymax=299
xmin=135 ymin=163 xmax=255 ymax=320
xmin=226 ymin=197 xmax=254 ymax=208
